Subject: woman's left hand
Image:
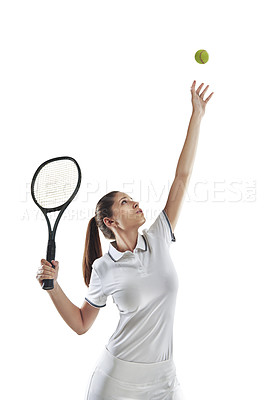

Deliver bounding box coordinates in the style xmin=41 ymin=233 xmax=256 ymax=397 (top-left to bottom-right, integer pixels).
xmin=191 ymin=80 xmax=214 ymax=117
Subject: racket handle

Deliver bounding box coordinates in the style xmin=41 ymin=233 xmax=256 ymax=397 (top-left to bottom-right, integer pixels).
xmin=42 ymin=239 xmax=56 ymax=290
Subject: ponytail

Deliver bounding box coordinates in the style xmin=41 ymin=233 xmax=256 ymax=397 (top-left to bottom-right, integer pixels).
xmin=82 ymin=216 xmax=102 ymax=287
xmin=82 ymin=190 xmax=118 ymax=287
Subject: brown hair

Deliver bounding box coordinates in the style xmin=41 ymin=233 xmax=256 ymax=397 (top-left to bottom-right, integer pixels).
xmin=82 ymin=190 xmax=118 ymax=287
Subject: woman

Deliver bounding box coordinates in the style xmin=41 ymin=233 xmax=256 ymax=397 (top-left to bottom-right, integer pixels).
xmin=36 ymin=80 xmax=214 ymax=400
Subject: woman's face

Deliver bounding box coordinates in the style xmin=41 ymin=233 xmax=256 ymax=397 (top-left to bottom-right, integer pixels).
xmin=105 ymin=192 xmax=146 ymax=231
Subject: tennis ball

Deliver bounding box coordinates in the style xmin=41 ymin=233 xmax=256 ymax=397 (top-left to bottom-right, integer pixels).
xmin=195 ymin=50 xmax=209 ymax=64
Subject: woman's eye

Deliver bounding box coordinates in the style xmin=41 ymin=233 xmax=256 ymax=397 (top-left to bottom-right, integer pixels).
xmin=121 ymin=200 xmax=127 ymax=204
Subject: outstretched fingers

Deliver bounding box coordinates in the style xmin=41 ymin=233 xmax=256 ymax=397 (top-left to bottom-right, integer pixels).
xmin=204 ymin=91 xmax=214 ymax=103
xmin=196 ymin=82 xmax=204 ymax=95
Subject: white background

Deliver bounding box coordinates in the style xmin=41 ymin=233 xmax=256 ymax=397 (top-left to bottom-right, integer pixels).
xmin=1 ymin=0 xmax=277 ymax=399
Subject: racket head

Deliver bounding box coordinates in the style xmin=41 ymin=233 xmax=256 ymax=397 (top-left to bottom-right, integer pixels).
xmin=31 ymin=156 xmax=81 ymax=213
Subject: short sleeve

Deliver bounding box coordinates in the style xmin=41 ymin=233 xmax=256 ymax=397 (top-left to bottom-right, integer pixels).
xmin=85 ymin=267 xmax=107 ymax=308
xmin=147 ymin=209 xmax=176 ymax=245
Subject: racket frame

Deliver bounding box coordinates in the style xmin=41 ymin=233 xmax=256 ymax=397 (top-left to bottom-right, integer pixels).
xmin=31 ymin=156 xmax=81 ymax=290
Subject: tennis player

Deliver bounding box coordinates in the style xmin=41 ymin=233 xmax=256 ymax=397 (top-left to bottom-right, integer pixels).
xmin=36 ymin=80 xmax=214 ymax=399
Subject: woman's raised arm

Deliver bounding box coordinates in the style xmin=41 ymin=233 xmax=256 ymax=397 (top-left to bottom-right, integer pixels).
xmin=164 ymin=80 xmax=214 ymax=231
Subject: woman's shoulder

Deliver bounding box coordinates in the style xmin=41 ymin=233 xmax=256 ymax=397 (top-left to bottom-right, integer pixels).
xmin=92 ymin=254 xmax=111 ymax=275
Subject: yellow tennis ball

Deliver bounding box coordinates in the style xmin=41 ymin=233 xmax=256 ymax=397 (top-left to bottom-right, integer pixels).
xmin=195 ymin=49 xmax=209 ymax=64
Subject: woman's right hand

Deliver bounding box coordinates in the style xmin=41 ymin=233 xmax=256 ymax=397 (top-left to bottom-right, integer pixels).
xmin=36 ymin=259 xmax=59 ymax=288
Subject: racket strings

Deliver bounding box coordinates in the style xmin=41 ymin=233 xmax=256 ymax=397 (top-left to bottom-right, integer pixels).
xmin=33 ymin=159 xmax=79 ymax=209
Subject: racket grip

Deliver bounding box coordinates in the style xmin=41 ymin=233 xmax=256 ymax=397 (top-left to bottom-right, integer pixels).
xmin=42 ymin=239 xmax=56 ymax=290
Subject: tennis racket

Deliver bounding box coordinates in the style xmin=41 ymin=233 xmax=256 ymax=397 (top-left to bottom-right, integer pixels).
xmin=31 ymin=156 xmax=81 ymax=290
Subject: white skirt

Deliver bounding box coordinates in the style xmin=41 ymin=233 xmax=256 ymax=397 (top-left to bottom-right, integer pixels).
xmin=85 ymin=346 xmax=185 ymax=400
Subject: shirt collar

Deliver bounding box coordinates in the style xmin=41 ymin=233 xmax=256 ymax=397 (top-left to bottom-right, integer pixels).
xmin=108 ymin=233 xmax=147 ymax=262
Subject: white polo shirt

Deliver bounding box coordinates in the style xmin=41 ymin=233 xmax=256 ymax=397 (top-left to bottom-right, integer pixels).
xmin=85 ymin=209 xmax=179 ymax=363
